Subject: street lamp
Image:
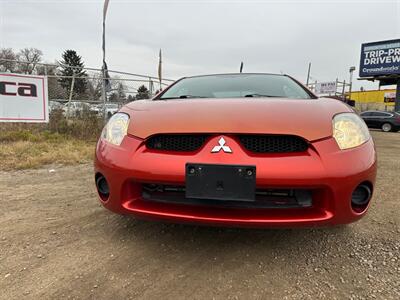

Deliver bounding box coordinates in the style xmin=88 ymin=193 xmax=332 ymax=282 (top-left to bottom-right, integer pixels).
xmin=349 ymin=66 xmax=356 ymax=100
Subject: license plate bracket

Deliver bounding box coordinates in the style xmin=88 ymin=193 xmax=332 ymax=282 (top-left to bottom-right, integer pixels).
xmin=185 ymin=163 xmax=256 ymax=202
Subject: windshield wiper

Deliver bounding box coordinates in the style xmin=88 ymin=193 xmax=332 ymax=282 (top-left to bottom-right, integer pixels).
xmin=179 ymin=95 xmax=208 ymax=99
xmin=244 ymin=94 xmax=284 ymax=98
xmin=160 ymin=95 xmax=207 ymax=100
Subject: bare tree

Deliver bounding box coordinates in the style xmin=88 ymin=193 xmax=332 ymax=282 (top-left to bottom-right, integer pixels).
xmin=108 ymin=77 xmax=127 ymax=103
xmin=0 ymin=48 xmax=17 ymax=72
xmin=86 ymin=74 xmax=103 ymax=101
xmin=36 ymin=62 xmax=68 ymax=99
xmin=116 ymin=82 xmax=126 ymax=102
xmin=17 ymin=47 xmax=43 ymax=74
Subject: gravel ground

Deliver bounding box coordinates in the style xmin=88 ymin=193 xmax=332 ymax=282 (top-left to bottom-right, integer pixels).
xmin=0 ymin=131 xmax=399 ymax=300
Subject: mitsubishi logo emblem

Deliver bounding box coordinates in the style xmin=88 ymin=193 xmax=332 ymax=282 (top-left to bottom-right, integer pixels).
xmin=211 ymin=137 xmax=232 ymax=153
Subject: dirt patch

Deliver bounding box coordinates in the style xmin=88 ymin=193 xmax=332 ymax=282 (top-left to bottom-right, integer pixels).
xmin=0 ymin=131 xmax=399 ymax=299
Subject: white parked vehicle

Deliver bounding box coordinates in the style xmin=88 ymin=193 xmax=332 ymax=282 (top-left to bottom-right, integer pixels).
xmin=90 ymin=103 xmax=119 ymax=118
xmin=49 ymin=101 xmax=64 ymax=113
xmin=62 ymin=101 xmax=91 ymax=117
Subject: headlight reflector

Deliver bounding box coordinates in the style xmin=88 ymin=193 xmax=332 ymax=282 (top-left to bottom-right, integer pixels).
xmin=101 ymin=113 xmax=129 ymax=146
xmin=333 ymin=113 xmax=370 ymax=150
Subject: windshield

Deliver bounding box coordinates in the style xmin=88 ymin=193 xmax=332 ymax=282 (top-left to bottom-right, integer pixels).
xmin=159 ymin=74 xmax=313 ymax=100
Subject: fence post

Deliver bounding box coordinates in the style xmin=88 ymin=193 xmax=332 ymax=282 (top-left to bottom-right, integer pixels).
xmin=149 ymin=77 xmax=153 ymax=96
xmin=342 ymin=80 xmax=346 ymax=100
xmin=102 ymin=71 xmax=107 ymax=123
xmin=66 ymin=73 xmax=76 ymax=121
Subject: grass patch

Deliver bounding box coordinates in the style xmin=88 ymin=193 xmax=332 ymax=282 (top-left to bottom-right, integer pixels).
xmin=0 ymin=110 xmax=103 ymax=141
xmin=0 ymin=131 xmax=95 ymax=171
xmin=0 ymin=112 xmax=102 ymax=171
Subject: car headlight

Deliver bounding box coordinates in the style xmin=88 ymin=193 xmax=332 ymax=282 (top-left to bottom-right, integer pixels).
xmin=333 ymin=113 xmax=370 ymax=150
xmin=101 ymin=113 xmax=130 ymax=146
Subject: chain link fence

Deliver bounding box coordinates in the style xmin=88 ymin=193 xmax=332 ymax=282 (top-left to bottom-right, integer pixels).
xmin=307 ymin=80 xmax=395 ymax=112
xmin=0 ymin=58 xmax=176 ymax=140
xmin=0 ymin=59 xmax=175 ymax=119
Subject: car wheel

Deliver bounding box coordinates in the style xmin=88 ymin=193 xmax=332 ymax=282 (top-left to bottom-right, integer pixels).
xmin=381 ymin=123 xmax=392 ymax=132
xmin=107 ymin=112 xmax=112 ymax=118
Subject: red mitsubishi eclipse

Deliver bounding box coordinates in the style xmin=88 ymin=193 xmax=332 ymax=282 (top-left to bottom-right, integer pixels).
xmin=94 ymin=73 xmax=377 ymax=227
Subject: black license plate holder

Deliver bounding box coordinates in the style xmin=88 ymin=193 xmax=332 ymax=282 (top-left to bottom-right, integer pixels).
xmin=185 ymin=163 xmax=256 ymax=202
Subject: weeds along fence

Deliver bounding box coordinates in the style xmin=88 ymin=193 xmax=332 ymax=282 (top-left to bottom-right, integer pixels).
xmin=0 ymin=110 xmax=104 ymax=141
xmin=0 ymin=59 xmax=175 ymax=139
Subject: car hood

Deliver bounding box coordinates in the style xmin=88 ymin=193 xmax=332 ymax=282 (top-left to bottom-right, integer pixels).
xmin=122 ymin=98 xmax=352 ymax=141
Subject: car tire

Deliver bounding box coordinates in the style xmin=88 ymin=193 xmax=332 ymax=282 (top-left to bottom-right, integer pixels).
xmin=107 ymin=112 xmax=112 ymax=118
xmin=381 ymin=123 xmax=392 ymax=132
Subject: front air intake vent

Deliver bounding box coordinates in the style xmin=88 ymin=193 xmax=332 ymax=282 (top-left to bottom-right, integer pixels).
xmin=146 ymin=134 xmax=209 ymax=152
xmin=239 ymin=135 xmax=308 ymax=153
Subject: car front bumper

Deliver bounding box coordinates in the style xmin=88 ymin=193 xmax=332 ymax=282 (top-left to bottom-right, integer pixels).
xmin=94 ymin=135 xmax=377 ymax=228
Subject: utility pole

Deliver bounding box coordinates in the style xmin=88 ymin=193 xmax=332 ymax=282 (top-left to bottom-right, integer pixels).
xmin=349 ymin=66 xmax=356 ymax=100
xmin=102 ymin=0 xmax=110 ymax=123
xmin=158 ymin=49 xmax=162 ymax=90
xmin=306 ymin=62 xmax=311 ymax=86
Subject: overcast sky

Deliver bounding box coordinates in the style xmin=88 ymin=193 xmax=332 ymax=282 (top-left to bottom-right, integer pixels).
xmin=1 ymin=0 xmax=399 ymax=90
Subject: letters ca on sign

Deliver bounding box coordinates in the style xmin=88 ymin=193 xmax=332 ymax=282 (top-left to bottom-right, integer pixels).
xmin=0 ymin=81 xmax=38 ymax=97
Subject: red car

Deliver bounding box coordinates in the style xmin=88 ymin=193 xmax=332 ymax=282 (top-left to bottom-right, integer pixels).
xmin=94 ymin=73 xmax=377 ymax=228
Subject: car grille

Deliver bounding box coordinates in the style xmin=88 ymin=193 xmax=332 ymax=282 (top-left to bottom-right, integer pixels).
xmin=239 ymin=135 xmax=308 ymax=153
xmin=146 ymin=134 xmax=209 ymax=152
xmin=142 ymin=184 xmax=313 ymax=208
xmin=146 ymin=134 xmax=308 ymax=153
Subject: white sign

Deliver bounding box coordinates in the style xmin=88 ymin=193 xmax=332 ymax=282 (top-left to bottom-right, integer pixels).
xmin=384 ymin=91 xmax=396 ymax=98
xmin=0 ymin=73 xmax=48 ymax=123
xmin=315 ymin=81 xmax=337 ymax=95
xmin=384 ymin=91 xmax=396 ymax=103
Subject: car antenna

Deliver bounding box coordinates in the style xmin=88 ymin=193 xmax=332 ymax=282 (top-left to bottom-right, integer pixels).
xmin=240 ymin=61 xmax=243 ymax=73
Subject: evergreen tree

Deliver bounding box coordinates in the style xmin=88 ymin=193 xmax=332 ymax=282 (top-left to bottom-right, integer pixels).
xmin=136 ymin=85 xmax=150 ymax=100
xmin=58 ymin=50 xmax=87 ymax=95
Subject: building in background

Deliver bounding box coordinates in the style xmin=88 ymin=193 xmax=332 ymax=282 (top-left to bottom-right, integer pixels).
xmin=349 ymin=89 xmax=396 ymax=111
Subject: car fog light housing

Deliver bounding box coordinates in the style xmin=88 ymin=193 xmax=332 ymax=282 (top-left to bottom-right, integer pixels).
xmin=101 ymin=113 xmax=129 ymax=146
xmin=333 ymin=113 xmax=370 ymax=150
